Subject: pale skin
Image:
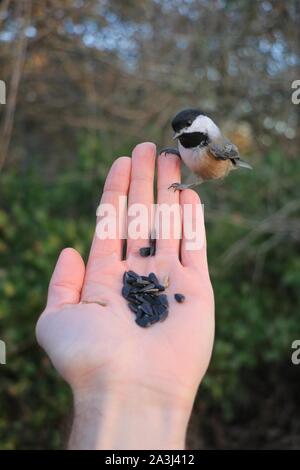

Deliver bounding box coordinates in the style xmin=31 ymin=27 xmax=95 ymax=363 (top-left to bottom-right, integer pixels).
xmin=36 ymin=142 xmax=215 ymax=450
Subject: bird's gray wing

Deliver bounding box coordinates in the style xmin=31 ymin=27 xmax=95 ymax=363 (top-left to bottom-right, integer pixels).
xmin=208 ymin=141 xmax=239 ymax=161
xmin=208 ymin=142 xmax=253 ymax=169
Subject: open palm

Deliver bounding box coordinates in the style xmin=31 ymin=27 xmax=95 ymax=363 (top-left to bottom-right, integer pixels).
xmin=36 ymin=143 xmax=214 ymax=412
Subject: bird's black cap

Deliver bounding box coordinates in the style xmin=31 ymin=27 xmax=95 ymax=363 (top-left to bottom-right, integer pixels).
xmin=171 ymin=108 xmax=207 ymax=133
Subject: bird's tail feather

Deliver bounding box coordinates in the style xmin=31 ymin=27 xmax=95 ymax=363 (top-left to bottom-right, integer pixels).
xmin=236 ymin=159 xmax=253 ymax=170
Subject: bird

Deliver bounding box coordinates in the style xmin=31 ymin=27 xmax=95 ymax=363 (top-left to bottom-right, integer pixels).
xmin=160 ymin=108 xmax=252 ymax=191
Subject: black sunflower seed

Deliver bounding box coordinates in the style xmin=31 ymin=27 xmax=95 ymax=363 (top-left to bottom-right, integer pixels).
xmin=156 ymin=284 xmax=165 ymax=291
xmin=143 ymin=293 xmax=155 ymax=303
xmin=130 ymin=287 xmax=141 ymax=294
xmin=159 ymin=303 xmax=168 ymax=314
xmin=135 ymin=307 xmax=144 ymax=319
xmin=159 ymin=308 xmax=168 ymax=322
xmin=140 ymin=283 xmax=156 ymax=292
xmin=174 ymin=293 xmax=185 ymax=303
xmin=149 ymin=272 xmax=159 ymax=285
xmin=152 ymin=303 xmax=163 ymax=316
xmin=159 ymin=294 xmax=169 ymax=307
xmin=135 ymin=315 xmax=152 ymax=328
xmin=122 ymin=284 xmax=131 ymax=299
xmin=140 ymin=302 xmax=154 ymax=316
xmin=124 ymin=272 xmax=137 ymax=285
xmin=128 ymin=303 xmax=139 ymax=314
xmin=127 ymin=270 xmax=139 ymax=280
xmin=150 ymin=295 xmax=161 ymax=305
xmin=152 ymin=313 xmax=160 ymax=323
xmin=132 ymin=277 xmax=150 ymax=287
xmin=132 ymin=294 xmax=143 ymax=303
xmin=127 ymin=295 xmax=141 ymax=305
xmin=139 ymin=246 xmax=151 ymax=257
xmin=149 ymin=237 xmax=156 ymax=256
xmin=149 ymin=314 xmax=159 ymax=325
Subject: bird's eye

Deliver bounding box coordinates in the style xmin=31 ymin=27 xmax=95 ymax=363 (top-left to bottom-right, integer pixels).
xmin=187 ymin=120 xmax=192 ymax=125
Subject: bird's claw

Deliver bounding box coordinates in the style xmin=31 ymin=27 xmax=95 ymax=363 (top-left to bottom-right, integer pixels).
xmin=168 ymin=182 xmax=183 ymax=192
xmin=168 ymin=182 xmax=201 ymax=191
xmin=159 ymin=147 xmax=181 ymax=158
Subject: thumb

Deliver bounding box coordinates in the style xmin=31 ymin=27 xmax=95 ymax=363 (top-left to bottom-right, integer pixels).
xmin=45 ymin=248 xmax=85 ymax=312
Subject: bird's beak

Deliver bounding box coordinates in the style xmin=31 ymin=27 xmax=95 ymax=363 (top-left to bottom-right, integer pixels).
xmin=173 ymin=132 xmax=180 ymax=140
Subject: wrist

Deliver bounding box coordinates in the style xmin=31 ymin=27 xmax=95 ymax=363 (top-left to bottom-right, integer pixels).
xmin=69 ymin=383 xmax=193 ymax=450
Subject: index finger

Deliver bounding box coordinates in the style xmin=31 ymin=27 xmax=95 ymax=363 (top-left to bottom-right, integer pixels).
xmin=87 ymin=156 xmax=131 ymax=264
xmin=126 ymin=142 xmax=156 ymax=258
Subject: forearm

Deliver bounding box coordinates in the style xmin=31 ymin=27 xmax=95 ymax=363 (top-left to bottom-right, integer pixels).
xmin=68 ymin=385 xmax=192 ymax=450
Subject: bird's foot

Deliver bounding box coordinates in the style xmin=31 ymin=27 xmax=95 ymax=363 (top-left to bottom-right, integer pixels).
xmin=168 ymin=182 xmax=192 ymax=191
xmin=168 ymin=181 xmax=203 ymax=192
xmin=159 ymin=147 xmax=181 ymax=158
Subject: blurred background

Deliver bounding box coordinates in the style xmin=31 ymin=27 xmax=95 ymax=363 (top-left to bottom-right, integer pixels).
xmin=0 ymin=0 xmax=300 ymax=449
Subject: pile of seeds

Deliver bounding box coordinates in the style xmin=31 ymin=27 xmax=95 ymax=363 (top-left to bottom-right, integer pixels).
xmin=122 ymin=270 xmax=169 ymax=328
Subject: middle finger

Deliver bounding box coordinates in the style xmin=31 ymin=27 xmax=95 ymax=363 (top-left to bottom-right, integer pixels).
xmin=126 ymin=142 xmax=156 ymax=258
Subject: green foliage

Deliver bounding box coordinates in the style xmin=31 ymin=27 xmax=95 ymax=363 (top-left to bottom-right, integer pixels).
xmin=0 ymin=136 xmax=299 ymax=448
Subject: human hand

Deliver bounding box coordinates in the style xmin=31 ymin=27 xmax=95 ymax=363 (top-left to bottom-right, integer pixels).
xmin=36 ymin=142 xmax=214 ymax=449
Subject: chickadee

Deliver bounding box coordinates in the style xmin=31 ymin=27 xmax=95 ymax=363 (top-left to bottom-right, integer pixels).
xmin=160 ymin=108 xmax=252 ymax=191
